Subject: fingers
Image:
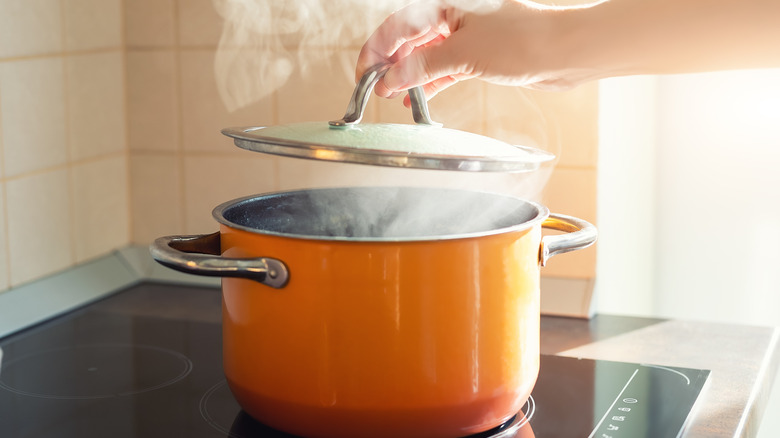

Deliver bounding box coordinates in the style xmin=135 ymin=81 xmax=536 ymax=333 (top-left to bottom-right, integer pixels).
xmin=356 ymin=2 xmax=445 ymax=83
xmin=375 ymin=37 xmax=473 ymax=101
xmin=382 ymin=31 xmax=472 ymax=92
xmin=371 ymin=33 xmax=450 ymax=98
xmin=357 ymin=1 xmax=475 ymax=103
xmin=400 ymin=75 xmax=461 ymax=108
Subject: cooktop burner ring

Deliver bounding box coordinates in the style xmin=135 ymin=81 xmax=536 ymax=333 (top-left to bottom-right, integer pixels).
xmin=478 ymin=394 xmax=535 ymax=437
xmin=0 ymin=343 xmax=193 ymax=400
xmin=199 ymin=379 xmax=535 ymax=438
xmin=200 ymin=380 xmax=234 ymax=435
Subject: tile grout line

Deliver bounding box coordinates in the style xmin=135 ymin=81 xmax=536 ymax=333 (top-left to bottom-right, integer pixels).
xmin=61 ymin=0 xmax=78 ymax=266
xmin=0 ymin=68 xmax=5 ymax=181
xmin=0 ymin=151 xmax=129 ymax=183
xmin=119 ymin=0 xmax=134 ymax=246
xmin=0 ymin=47 xmax=123 ymax=64
xmin=173 ymin=0 xmax=187 ymax=233
xmin=271 ymin=51 xmax=281 ymax=190
xmin=0 ymin=60 xmax=10 ymax=290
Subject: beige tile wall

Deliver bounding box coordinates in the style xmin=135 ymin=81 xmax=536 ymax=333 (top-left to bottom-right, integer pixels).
xmin=0 ymin=0 xmax=597 ymax=292
xmin=0 ymin=0 xmax=128 ymax=290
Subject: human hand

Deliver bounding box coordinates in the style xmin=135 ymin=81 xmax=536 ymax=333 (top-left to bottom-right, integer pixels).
xmin=358 ymin=0 xmax=780 ymax=105
xmin=356 ymin=0 xmax=599 ymax=105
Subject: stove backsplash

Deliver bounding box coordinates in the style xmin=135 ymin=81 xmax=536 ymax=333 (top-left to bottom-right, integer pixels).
xmin=0 ymin=0 xmax=597 ymax=296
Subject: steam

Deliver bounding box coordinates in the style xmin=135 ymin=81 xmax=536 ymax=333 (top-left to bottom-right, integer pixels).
xmin=213 ymin=0 xmax=402 ymax=111
xmin=212 ymin=0 xmax=509 ymax=112
xmin=234 ymin=187 xmax=541 ymax=239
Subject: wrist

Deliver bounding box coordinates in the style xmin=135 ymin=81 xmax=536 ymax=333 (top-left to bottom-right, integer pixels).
xmin=550 ymin=1 xmax=641 ymax=84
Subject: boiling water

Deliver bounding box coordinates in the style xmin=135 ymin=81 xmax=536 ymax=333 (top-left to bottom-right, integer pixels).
xmin=219 ymin=187 xmax=544 ymax=240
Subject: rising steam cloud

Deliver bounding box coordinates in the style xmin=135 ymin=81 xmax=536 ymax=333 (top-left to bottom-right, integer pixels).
xmin=212 ymin=0 xmax=399 ymax=111
xmin=212 ymin=0 xmax=508 ymax=112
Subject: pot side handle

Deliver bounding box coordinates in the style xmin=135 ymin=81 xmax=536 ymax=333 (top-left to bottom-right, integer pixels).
xmin=540 ymin=214 xmax=598 ymax=267
xmin=149 ymin=232 xmax=289 ymax=288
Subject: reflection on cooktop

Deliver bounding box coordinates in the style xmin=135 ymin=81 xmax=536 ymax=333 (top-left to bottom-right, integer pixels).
xmin=200 ymin=379 xmax=535 ymax=438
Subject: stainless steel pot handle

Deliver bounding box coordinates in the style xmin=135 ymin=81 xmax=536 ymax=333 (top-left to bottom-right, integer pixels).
xmin=150 ymin=232 xmax=289 ymax=288
xmin=540 ymin=214 xmax=597 ymax=267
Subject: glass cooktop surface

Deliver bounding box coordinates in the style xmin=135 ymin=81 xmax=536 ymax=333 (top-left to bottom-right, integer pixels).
xmin=0 ymin=283 xmax=709 ymax=438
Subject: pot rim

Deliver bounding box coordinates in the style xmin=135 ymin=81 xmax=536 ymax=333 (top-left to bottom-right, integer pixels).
xmin=211 ymin=187 xmax=550 ymax=243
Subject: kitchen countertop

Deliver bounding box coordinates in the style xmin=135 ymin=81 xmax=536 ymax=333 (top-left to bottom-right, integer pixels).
xmin=540 ymin=314 xmax=780 ymax=438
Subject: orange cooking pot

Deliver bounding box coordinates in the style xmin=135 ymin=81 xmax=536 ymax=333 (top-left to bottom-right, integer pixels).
xmin=151 ymin=186 xmax=596 ymax=438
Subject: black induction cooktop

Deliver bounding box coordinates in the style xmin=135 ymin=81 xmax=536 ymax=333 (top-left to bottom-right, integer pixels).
xmin=0 ymin=282 xmax=709 ymax=438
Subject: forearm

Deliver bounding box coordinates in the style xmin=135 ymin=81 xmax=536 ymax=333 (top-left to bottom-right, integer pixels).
xmin=356 ymin=0 xmax=780 ymax=96
xmin=564 ymin=0 xmax=780 ymax=80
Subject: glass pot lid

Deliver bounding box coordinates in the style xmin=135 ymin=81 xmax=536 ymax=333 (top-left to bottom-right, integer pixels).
xmin=221 ymin=65 xmax=555 ymax=172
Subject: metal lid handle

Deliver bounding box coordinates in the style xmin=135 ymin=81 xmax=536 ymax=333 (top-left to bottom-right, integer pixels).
xmin=329 ymin=64 xmax=439 ymax=127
